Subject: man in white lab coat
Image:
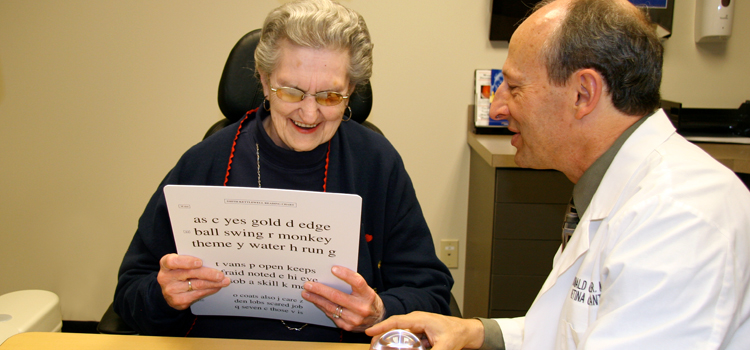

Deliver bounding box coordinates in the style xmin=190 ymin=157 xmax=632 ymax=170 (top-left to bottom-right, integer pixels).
xmin=367 ymin=0 xmax=750 ymax=349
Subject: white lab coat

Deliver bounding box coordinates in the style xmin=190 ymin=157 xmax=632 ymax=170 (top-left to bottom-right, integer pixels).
xmin=494 ymin=110 xmax=750 ymax=350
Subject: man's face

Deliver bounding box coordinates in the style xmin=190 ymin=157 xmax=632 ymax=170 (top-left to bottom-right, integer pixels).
xmin=489 ymin=3 xmax=574 ymax=170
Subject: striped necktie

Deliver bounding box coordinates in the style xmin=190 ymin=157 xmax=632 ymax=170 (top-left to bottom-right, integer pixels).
xmin=561 ymin=198 xmax=579 ymax=251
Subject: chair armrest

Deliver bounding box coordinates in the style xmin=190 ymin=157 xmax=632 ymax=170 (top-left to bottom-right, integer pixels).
xmin=97 ymin=303 xmax=138 ymax=335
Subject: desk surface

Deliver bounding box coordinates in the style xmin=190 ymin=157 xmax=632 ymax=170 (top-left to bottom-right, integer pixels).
xmin=0 ymin=332 xmax=372 ymax=350
xmin=467 ymin=131 xmax=750 ymax=174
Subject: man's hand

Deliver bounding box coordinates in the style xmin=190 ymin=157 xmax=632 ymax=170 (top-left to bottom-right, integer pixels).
xmin=366 ymin=312 xmax=486 ymax=350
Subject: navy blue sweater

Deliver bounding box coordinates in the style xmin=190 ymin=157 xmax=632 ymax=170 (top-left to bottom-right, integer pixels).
xmin=114 ymin=108 xmax=453 ymax=342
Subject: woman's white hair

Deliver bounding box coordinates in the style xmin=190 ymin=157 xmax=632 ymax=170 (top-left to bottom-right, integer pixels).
xmin=255 ymin=0 xmax=374 ymax=87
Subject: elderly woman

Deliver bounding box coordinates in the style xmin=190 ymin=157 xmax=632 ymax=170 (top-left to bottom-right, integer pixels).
xmin=113 ymin=0 xmax=453 ymax=343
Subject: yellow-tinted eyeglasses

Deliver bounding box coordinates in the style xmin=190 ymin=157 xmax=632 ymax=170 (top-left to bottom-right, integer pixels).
xmin=270 ymin=86 xmax=349 ymax=106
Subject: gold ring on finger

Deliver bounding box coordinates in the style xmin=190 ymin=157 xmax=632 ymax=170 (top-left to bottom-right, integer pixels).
xmin=332 ymin=305 xmax=342 ymax=319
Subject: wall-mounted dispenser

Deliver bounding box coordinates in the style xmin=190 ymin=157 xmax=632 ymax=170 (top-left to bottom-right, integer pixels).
xmin=695 ymin=0 xmax=734 ymax=43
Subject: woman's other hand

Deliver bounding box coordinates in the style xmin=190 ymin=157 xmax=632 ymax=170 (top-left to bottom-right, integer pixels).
xmin=301 ymin=265 xmax=385 ymax=332
xmin=156 ymin=253 xmax=231 ymax=310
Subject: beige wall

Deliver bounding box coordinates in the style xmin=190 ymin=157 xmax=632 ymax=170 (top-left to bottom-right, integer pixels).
xmin=0 ymin=0 xmax=747 ymax=321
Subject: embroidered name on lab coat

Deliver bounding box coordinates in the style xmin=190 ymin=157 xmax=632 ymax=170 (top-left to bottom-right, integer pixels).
xmin=570 ymin=277 xmax=601 ymax=306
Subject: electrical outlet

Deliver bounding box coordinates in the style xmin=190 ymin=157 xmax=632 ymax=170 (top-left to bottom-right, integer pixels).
xmin=439 ymin=239 xmax=459 ymax=268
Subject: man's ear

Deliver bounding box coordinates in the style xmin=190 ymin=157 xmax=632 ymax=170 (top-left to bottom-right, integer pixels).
xmin=572 ymin=68 xmax=602 ymax=120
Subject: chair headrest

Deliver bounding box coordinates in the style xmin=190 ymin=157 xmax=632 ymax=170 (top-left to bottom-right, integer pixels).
xmin=217 ymin=29 xmax=373 ymax=124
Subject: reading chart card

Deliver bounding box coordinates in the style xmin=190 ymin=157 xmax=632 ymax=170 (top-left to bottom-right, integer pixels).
xmin=164 ymin=185 xmax=362 ymax=327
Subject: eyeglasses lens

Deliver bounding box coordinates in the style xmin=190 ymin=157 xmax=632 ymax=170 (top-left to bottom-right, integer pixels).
xmin=275 ymin=87 xmax=303 ymax=102
xmin=316 ymin=92 xmax=344 ymax=106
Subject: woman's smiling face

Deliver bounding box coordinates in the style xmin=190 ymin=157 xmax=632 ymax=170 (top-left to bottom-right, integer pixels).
xmin=261 ymin=40 xmax=352 ymax=152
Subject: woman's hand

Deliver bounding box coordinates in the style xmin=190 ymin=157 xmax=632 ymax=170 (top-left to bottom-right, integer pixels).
xmin=366 ymin=312 xmax=486 ymax=350
xmin=156 ymin=253 xmax=231 ymax=310
xmin=301 ymin=266 xmax=385 ymax=332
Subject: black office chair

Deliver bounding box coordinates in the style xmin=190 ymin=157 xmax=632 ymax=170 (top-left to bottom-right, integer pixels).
xmin=98 ymin=29 xmax=457 ymax=334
